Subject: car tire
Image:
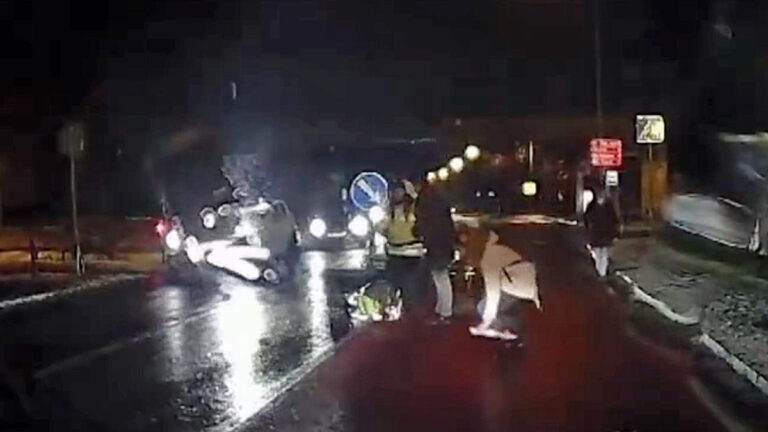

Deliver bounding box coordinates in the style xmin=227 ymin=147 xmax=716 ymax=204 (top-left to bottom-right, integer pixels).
xmin=262 ymin=267 xmax=281 ymax=285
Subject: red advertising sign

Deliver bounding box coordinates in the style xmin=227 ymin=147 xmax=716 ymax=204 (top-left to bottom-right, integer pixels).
xmin=590 ymin=138 xmax=623 ymax=167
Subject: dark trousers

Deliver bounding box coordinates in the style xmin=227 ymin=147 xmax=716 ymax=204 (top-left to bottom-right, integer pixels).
xmin=386 ymin=255 xmax=426 ymax=309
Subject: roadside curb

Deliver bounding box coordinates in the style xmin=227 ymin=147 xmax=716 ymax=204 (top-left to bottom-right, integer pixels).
xmin=614 ymin=270 xmax=768 ymax=399
xmin=698 ymin=333 xmax=768 ymax=398
xmin=615 ymin=271 xmax=700 ymax=325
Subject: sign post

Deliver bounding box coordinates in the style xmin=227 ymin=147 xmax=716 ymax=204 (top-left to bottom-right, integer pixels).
xmin=589 ymin=138 xmax=623 ymax=168
xmin=635 ymin=114 xmax=666 ymax=223
xmin=58 ymin=122 xmax=85 ymax=275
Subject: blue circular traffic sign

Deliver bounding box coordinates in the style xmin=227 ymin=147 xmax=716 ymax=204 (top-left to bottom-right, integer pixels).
xmin=350 ymin=172 xmax=388 ymax=211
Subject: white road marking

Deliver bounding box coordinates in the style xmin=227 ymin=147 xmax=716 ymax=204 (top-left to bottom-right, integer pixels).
xmin=34 ymin=301 xmax=217 ymax=379
xmin=0 ymin=274 xmax=145 ymax=312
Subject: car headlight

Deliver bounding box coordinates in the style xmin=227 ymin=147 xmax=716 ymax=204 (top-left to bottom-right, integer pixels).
xmin=200 ymin=207 xmax=216 ymax=229
xmin=368 ymin=205 xmax=386 ymax=225
xmin=309 ymin=218 xmax=327 ymax=238
xmin=348 ymin=214 xmax=370 ymax=237
xmin=164 ymin=229 xmax=182 ymax=251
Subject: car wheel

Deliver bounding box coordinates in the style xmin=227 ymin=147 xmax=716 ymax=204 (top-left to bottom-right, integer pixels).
xmin=263 ymin=267 xmax=281 ymax=285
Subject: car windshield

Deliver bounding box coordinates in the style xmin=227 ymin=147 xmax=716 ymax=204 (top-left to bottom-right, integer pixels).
xmin=5 ymin=1 xmax=768 ymax=431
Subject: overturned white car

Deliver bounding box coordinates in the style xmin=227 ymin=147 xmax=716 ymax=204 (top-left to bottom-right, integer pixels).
xmin=158 ymin=198 xmax=300 ymax=284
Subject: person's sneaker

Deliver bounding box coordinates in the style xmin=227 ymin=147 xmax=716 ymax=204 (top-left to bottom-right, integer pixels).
xmin=469 ymin=325 xmax=495 ymax=338
xmin=498 ymin=329 xmax=519 ymax=341
xmin=469 ymin=325 xmax=518 ymax=340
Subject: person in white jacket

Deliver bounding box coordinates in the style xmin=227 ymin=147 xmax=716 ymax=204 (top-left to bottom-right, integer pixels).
xmin=461 ymin=226 xmax=541 ymax=340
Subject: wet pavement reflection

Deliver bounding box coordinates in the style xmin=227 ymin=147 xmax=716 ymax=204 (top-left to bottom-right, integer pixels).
xmin=247 ymin=226 xmax=757 ymax=432
xmin=0 ymin=250 xmax=371 ymax=431
xmin=2 ymin=226 xmax=757 ymax=432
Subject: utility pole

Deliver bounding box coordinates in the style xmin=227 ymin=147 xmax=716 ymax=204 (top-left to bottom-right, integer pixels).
xmin=593 ymin=0 xmax=603 ymax=136
xmin=58 ymin=122 xmax=85 ymax=275
xmin=69 ymin=148 xmax=82 ymax=275
xmin=528 ymin=140 xmax=534 ymax=172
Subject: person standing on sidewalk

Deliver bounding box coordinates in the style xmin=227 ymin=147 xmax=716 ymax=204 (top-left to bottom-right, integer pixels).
xmin=414 ymin=182 xmax=456 ymax=323
xmin=584 ymin=187 xmax=620 ymax=278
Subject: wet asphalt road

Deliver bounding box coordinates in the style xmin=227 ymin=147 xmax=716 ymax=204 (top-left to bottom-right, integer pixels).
xmin=250 ymin=224 xmax=753 ymax=432
xmin=0 ymin=223 xmax=755 ymax=431
xmin=0 ymin=250 xmax=372 ymax=431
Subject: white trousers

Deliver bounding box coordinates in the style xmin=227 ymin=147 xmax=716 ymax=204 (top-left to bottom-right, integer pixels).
xmin=480 ymin=261 xmax=539 ymax=327
xmin=592 ymin=246 xmax=610 ymax=277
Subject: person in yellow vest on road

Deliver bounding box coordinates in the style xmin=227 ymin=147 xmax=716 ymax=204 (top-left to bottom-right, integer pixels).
xmin=385 ymin=179 xmax=426 ymax=311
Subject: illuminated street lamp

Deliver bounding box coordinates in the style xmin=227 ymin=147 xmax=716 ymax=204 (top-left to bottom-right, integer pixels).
xmin=522 ymin=181 xmax=538 ymax=197
xmin=464 ymin=144 xmax=481 ymax=161
xmin=426 ymin=171 xmax=437 ymax=183
xmin=449 ymin=156 xmax=464 ymax=173
xmin=437 ymin=167 xmax=450 ymax=181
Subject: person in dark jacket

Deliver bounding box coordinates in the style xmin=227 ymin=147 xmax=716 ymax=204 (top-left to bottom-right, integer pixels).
xmin=584 ymin=187 xmax=620 ymax=277
xmin=414 ymin=183 xmax=457 ymax=322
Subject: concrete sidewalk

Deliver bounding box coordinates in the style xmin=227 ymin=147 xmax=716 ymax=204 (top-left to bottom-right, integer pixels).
xmin=612 ymin=236 xmax=768 ymax=398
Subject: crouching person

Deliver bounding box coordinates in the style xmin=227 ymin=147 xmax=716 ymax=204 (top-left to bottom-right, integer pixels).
xmin=460 ymin=225 xmax=541 ymax=341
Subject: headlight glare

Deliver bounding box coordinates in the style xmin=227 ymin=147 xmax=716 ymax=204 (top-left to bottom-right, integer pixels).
xmin=348 ymin=215 xmax=370 ymax=237
xmin=368 ymin=205 xmax=386 ymax=224
xmin=309 ymin=218 xmax=327 ymax=238
xmin=164 ymin=230 xmax=182 ymax=251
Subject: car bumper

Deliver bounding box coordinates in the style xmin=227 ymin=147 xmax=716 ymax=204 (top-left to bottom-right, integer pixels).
xmin=300 ymin=230 xmax=369 ymax=251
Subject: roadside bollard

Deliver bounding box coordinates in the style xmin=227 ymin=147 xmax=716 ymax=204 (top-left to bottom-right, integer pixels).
xmin=28 ymin=238 xmax=37 ymax=276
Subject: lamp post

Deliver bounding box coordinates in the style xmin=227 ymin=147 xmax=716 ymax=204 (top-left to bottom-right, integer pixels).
xmin=464 ymin=145 xmax=481 ymax=161
xmin=449 ymin=157 xmax=464 ymax=173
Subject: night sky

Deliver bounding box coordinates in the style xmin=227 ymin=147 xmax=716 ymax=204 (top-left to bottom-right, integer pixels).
xmin=3 ymin=1 xmax=713 ymax=141
xmin=3 ymin=0 xmax=747 ymax=213
xmin=4 ymin=1 xmax=590 ymax=139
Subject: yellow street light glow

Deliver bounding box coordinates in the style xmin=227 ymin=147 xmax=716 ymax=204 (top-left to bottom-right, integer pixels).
xmin=464 ymin=145 xmax=481 ymax=161
xmin=449 ymin=157 xmax=464 ymax=173
xmin=426 ymin=171 xmax=437 ymax=183
xmin=438 ymin=167 xmax=450 ymax=181
xmin=522 ymin=181 xmax=537 ymax=197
